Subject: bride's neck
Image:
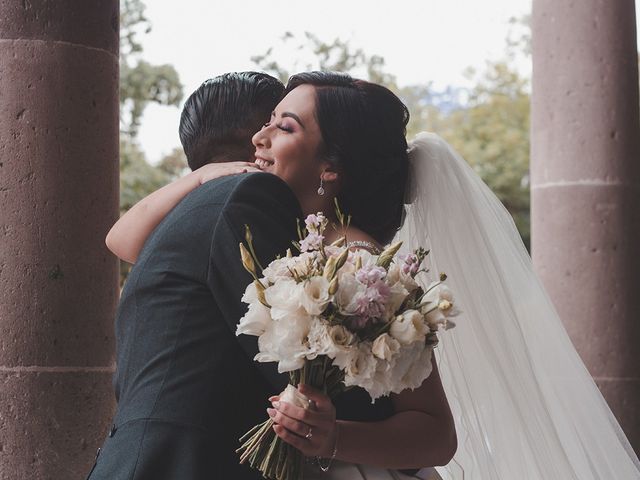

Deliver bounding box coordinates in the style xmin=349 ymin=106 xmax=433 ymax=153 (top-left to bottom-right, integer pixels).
xmin=299 ymin=195 xmax=338 ymax=224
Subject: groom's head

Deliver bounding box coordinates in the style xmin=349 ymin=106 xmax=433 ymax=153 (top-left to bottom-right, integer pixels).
xmin=179 ymin=72 xmax=284 ymax=170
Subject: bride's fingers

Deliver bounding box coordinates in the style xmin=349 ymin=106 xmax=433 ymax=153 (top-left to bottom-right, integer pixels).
xmin=272 ymin=400 xmax=324 ymax=426
xmin=298 ymin=384 xmax=334 ymax=413
xmin=267 ymin=408 xmax=315 ymax=438
xmin=273 ymin=424 xmax=310 ymax=454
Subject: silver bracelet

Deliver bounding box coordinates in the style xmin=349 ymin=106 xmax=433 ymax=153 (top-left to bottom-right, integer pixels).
xmin=316 ymin=423 xmax=339 ymax=472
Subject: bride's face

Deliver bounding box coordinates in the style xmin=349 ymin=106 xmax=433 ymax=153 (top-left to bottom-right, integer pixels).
xmin=252 ymin=85 xmax=330 ymax=201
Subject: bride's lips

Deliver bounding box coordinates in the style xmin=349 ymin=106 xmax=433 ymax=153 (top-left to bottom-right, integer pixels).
xmin=254 ymin=155 xmax=274 ymax=169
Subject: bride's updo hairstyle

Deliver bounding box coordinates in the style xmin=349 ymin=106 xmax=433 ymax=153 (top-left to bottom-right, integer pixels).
xmin=285 ymin=72 xmax=409 ymax=245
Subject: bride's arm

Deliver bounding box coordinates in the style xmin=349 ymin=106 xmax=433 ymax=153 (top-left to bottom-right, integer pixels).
xmin=105 ymin=161 xmax=260 ymax=264
xmin=336 ymin=357 xmax=456 ymax=468
xmin=271 ymin=356 xmax=456 ymax=470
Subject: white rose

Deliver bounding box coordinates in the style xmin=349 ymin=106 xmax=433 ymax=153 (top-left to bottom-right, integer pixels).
xmin=334 ymin=273 xmax=366 ymax=315
xmin=255 ymin=312 xmax=313 ymax=373
xmin=400 ymin=344 xmax=434 ymax=390
xmin=330 ymin=343 xmax=357 ymax=372
xmin=264 ymin=279 xmax=303 ymax=320
xmin=367 ymin=358 xmax=396 ymax=400
xmin=308 ymin=322 xmax=355 ymax=364
xmin=306 ymin=320 xmax=332 ymax=359
xmin=241 ymin=281 xmax=258 ymax=304
xmin=371 ymin=333 xmax=400 ymax=361
xmin=386 ymin=342 xmax=433 ymax=394
xmin=384 ymin=281 xmax=410 ymax=319
xmin=343 ymin=344 xmax=397 ymax=400
xmin=278 ymin=384 xmax=312 ymax=410
xmin=387 ymin=264 xmax=419 ymax=292
xmin=389 ymin=310 xmax=429 ymax=345
xmin=425 ymin=308 xmax=447 ymax=329
xmin=262 ymin=258 xmax=294 ymax=283
xmin=423 ymin=281 xmax=455 ymax=306
xmin=438 ymin=284 xmax=454 ymax=302
xmin=327 ymin=324 xmax=354 ymax=348
xmin=236 ymin=302 xmax=272 ymax=337
xmin=344 ymin=342 xmax=377 ymax=385
xmin=254 ymin=323 xmax=279 ymax=364
xmin=241 ymin=279 xmax=270 ymax=304
xmin=289 ymin=251 xmax=322 ymax=278
xmin=300 ymin=276 xmax=331 ymax=315
xmin=422 ymin=282 xmax=460 ymax=328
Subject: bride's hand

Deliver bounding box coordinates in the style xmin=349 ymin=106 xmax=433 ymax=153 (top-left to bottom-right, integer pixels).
xmin=268 ymin=384 xmax=338 ymax=458
xmin=195 ymin=161 xmax=262 ymax=184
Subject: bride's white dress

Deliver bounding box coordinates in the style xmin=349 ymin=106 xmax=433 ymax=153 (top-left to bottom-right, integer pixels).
xmin=305 ymin=133 xmax=640 ymax=479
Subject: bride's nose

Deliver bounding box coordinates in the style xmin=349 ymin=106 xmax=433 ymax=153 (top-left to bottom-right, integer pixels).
xmin=252 ymin=127 xmax=271 ymax=149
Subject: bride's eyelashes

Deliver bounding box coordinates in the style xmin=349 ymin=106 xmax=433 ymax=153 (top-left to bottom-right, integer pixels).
xmin=262 ymin=121 xmax=293 ymax=133
xmin=276 ymin=123 xmax=293 ymax=133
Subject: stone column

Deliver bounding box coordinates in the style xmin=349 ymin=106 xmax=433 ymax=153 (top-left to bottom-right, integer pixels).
xmin=0 ymin=1 xmax=119 ymax=478
xmin=531 ymin=0 xmax=640 ymax=453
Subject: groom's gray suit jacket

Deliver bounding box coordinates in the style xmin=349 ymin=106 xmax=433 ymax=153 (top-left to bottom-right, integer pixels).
xmin=87 ymin=173 xmax=301 ymax=480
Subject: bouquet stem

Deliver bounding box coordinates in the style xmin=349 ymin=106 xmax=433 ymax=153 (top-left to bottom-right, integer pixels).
xmin=237 ymin=358 xmax=342 ymax=480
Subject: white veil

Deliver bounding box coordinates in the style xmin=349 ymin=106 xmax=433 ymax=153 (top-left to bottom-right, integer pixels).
xmin=396 ymin=132 xmax=640 ymax=479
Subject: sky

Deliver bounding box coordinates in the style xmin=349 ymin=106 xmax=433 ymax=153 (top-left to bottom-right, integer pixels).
xmin=135 ymin=0 xmax=638 ymax=164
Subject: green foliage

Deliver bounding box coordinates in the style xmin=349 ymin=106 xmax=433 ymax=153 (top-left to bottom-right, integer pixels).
xmin=120 ymin=0 xmax=183 ymax=139
xmin=118 ymin=0 xmax=185 ymax=212
xmin=119 ymin=139 xmax=170 ymax=212
xmin=118 ymin=0 xmax=186 ymax=283
xmin=434 ymin=62 xmax=531 ymax=248
xmin=156 ymin=147 xmax=189 ymax=179
xmin=120 ymin=61 xmax=183 ymax=138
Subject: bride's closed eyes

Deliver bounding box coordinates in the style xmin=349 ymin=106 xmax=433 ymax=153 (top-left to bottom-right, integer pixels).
xmin=265 ymin=111 xmax=305 ymax=133
xmin=262 ymin=120 xmax=294 ymax=133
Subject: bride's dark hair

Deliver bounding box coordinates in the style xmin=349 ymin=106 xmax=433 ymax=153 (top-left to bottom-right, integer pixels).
xmin=285 ymin=72 xmax=409 ymax=245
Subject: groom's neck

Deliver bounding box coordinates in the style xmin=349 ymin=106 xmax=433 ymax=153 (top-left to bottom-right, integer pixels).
xmin=204 ymin=144 xmax=253 ymax=166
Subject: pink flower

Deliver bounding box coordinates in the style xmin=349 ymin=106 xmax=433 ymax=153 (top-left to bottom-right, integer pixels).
xmin=304 ymin=212 xmax=325 ymax=232
xmin=300 ymin=232 xmax=324 ymax=252
xmin=355 ymin=265 xmax=387 ymax=285
xmin=354 ymin=280 xmax=391 ymax=320
xmin=400 ymin=253 xmax=420 ymax=275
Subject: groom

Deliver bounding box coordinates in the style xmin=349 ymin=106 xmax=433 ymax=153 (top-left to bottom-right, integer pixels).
xmin=87 ymin=72 xmax=300 ymax=479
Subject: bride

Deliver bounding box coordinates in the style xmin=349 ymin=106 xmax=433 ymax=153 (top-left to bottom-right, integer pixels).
xmin=107 ymin=71 xmax=640 ymax=479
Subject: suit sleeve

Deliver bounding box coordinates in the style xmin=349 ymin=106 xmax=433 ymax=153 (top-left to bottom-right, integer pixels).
xmin=206 ymin=173 xmax=302 ymax=393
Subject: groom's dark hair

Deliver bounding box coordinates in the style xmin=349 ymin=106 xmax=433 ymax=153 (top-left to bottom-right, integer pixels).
xmin=179 ymin=72 xmax=284 ymax=170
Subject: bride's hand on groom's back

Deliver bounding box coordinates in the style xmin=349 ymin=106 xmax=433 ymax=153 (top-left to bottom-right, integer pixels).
xmin=106 ymin=161 xmax=262 ymax=264
xmin=196 ymin=161 xmax=262 ymax=184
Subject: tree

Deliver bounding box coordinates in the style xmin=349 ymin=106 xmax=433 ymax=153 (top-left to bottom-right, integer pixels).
xmin=118 ymin=0 xmax=186 ymax=284
xmin=119 ymin=0 xmax=183 ymax=138
xmin=435 ymin=62 xmax=531 ymax=248
xmin=118 ymin=0 xmax=186 ymax=217
xmin=431 ymin=18 xmax=532 ymax=249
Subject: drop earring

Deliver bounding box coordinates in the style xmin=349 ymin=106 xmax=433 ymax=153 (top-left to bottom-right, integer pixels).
xmin=317 ymin=177 xmax=325 ymax=196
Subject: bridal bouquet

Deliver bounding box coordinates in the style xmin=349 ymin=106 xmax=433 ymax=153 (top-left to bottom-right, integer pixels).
xmin=236 ymin=206 xmax=459 ymax=480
